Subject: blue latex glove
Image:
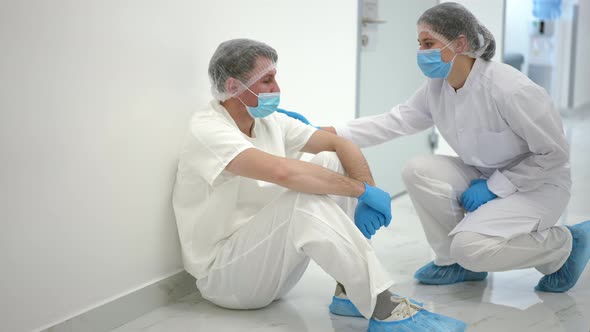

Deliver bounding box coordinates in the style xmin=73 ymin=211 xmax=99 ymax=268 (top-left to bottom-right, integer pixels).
xmin=460 ymin=179 xmax=497 ymax=212
xmin=276 ymin=108 xmax=312 ymax=125
xmin=354 ymin=202 xmax=385 ymax=239
xmin=358 ymin=183 xmax=392 ymax=226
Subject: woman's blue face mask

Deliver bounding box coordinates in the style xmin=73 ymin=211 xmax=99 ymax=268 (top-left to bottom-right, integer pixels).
xmin=417 ymin=41 xmax=457 ymax=78
xmin=238 ymin=83 xmax=280 ymax=119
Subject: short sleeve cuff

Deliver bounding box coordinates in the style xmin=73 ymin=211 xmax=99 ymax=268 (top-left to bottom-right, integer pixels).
xmin=487 ymin=170 xmax=518 ymax=198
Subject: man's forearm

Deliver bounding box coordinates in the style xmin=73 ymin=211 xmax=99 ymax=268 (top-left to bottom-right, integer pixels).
xmin=226 ymin=147 xmax=365 ymax=197
xmin=332 ymin=137 xmax=375 ymax=186
xmin=275 ymin=158 xmax=366 ymax=197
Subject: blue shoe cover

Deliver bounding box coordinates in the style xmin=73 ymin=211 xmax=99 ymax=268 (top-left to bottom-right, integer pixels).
xmin=329 ymin=295 xmax=424 ymax=318
xmin=414 ymin=261 xmax=488 ymax=285
xmin=536 ymin=220 xmax=590 ymax=292
xmin=329 ymin=296 xmax=364 ymax=317
xmin=368 ymin=310 xmax=467 ymax=332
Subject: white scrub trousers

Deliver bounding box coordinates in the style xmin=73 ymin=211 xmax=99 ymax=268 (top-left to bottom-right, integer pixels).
xmin=402 ymin=154 xmax=573 ymax=275
xmin=196 ymin=152 xmax=394 ymax=318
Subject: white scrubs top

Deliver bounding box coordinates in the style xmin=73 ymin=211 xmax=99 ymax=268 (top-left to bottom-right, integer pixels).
xmin=336 ymin=58 xmax=571 ymax=198
xmin=173 ymin=101 xmax=316 ymax=279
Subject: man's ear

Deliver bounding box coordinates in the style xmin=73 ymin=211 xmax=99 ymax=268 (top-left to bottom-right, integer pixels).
xmin=454 ymin=35 xmax=468 ymax=54
xmin=225 ymin=77 xmax=240 ymax=95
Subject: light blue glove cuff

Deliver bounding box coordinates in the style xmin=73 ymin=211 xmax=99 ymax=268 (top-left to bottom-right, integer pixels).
xmin=358 ymin=182 xmax=370 ymax=201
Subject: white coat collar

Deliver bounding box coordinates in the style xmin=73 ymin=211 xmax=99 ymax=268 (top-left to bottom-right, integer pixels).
xmin=461 ymin=57 xmax=487 ymax=91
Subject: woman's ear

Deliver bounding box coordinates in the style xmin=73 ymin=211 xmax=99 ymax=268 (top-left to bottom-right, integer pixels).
xmin=454 ymin=35 xmax=468 ymax=54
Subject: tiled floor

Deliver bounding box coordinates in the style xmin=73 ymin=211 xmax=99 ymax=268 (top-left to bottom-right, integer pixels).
xmin=112 ymin=106 xmax=590 ymax=332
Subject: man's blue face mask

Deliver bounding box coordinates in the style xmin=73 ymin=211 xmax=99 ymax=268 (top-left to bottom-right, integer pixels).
xmin=238 ymin=83 xmax=280 ymax=119
xmin=417 ymin=41 xmax=457 ymax=79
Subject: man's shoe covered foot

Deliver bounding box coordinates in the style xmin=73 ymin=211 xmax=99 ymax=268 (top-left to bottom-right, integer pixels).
xmin=329 ymin=283 xmax=423 ymax=318
xmin=329 ymin=294 xmax=424 ymax=318
xmin=329 ymin=295 xmax=364 ymax=317
xmin=367 ymin=295 xmax=466 ymax=332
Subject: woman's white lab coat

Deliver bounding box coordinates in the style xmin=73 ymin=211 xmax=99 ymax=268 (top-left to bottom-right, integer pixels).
xmin=336 ymin=58 xmax=571 ymax=238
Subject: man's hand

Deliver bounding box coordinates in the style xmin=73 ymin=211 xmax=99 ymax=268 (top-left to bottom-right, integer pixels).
xmin=358 ymin=183 xmax=392 ymax=226
xmin=354 ymin=202 xmax=386 ymax=239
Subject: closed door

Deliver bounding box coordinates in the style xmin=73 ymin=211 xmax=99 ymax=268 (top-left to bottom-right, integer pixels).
xmin=357 ymin=0 xmax=437 ymax=196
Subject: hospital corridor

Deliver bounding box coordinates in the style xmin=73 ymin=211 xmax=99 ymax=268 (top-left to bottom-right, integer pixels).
xmin=2 ymin=0 xmax=590 ymax=332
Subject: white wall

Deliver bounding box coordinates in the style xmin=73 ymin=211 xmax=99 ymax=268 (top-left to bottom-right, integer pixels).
xmin=0 ymin=1 xmax=358 ymax=331
xmin=574 ymin=0 xmax=590 ymax=107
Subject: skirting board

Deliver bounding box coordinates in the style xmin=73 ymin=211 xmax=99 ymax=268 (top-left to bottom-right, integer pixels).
xmin=41 ymin=270 xmax=199 ymax=332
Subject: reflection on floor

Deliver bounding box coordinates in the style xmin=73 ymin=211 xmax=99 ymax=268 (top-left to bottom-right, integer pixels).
xmin=112 ymin=106 xmax=590 ymax=332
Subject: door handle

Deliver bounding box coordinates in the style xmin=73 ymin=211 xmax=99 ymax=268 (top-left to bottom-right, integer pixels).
xmin=362 ymin=17 xmax=387 ymax=26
